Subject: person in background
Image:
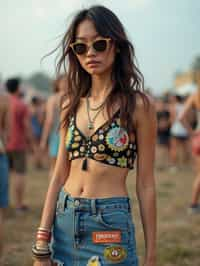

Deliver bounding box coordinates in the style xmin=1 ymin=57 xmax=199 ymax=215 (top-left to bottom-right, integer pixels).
xmin=156 ymin=97 xmax=171 ymax=170
xmin=5 ymin=78 xmax=32 ymax=213
xmin=33 ymin=5 xmax=156 ymax=266
xmin=180 ymin=71 xmax=200 ymax=213
xmin=0 ymin=93 xmax=10 ymax=256
xmin=169 ymin=95 xmax=190 ymax=171
xmin=40 ymin=75 xmax=67 ymax=178
xmin=30 ymin=96 xmax=45 ymax=169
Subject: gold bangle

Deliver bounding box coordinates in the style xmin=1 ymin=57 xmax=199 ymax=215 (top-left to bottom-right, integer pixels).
xmin=38 ymin=227 xmax=51 ymax=232
xmin=36 ymin=243 xmax=49 ymax=250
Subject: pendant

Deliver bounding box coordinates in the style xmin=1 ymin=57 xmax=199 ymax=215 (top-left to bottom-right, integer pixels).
xmin=88 ymin=122 xmax=94 ymax=130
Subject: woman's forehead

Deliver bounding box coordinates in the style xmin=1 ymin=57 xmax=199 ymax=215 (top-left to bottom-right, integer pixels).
xmin=75 ymin=19 xmax=101 ymax=41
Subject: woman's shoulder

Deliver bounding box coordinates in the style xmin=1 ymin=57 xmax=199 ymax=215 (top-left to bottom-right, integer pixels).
xmin=134 ymin=92 xmax=155 ymax=113
xmin=133 ymin=92 xmax=156 ymax=126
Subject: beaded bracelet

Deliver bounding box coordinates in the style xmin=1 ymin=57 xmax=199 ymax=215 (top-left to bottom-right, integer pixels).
xmin=36 ymin=228 xmax=51 ymax=242
xmin=32 ymin=244 xmax=51 ymax=261
xmin=38 ymin=227 xmax=51 ymax=233
xmin=36 ymin=232 xmax=51 ymax=242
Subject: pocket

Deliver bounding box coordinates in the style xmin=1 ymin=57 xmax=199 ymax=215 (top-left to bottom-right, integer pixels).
xmin=97 ymin=209 xmax=129 ymax=230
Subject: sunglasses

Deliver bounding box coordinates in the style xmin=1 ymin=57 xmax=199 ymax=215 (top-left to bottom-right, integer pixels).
xmin=70 ymin=38 xmax=111 ymax=55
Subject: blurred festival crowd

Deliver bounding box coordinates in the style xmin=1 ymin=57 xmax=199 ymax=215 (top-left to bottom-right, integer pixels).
xmin=0 ymin=72 xmax=200 ymax=256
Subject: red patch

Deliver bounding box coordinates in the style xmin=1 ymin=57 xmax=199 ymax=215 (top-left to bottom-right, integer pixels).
xmin=92 ymin=231 xmax=121 ymax=243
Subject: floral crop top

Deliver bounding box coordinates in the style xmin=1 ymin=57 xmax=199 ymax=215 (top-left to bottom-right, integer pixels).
xmin=65 ymin=110 xmax=137 ymax=171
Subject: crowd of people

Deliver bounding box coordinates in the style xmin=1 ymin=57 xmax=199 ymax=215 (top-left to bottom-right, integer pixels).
xmin=0 ymin=75 xmax=67 ymax=257
xmin=0 ymin=73 xmax=200 ymax=263
xmin=155 ymin=72 xmax=200 ymax=215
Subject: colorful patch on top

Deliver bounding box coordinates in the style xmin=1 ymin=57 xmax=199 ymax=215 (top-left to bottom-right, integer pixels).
xmin=92 ymin=231 xmax=121 ymax=244
xmin=86 ymin=256 xmax=101 ymax=266
xmin=106 ymin=126 xmax=129 ymax=152
xmin=104 ymin=246 xmax=127 ymax=263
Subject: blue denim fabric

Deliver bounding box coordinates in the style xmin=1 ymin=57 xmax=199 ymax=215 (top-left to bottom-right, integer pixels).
xmin=0 ymin=154 xmax=9 ymax=208
xmin=51 ymin=187 xmax=138 ymax=266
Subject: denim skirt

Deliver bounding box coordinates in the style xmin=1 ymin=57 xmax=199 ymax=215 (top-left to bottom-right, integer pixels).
xmin=51 ymin=187 xmax=138 ymax=266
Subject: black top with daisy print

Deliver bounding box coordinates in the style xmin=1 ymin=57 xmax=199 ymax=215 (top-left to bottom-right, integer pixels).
xmin=65 ymin=110 xmax=137 ymax=169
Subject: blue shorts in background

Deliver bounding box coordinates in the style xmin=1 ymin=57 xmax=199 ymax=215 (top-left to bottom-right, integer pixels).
xmin=0 ymin=154 xmax=9 ymax=208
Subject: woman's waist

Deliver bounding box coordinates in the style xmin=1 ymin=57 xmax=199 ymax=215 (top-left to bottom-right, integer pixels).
xmin=64 ymin=175 xmax=128 ymax=199
xmin=58 ymin=186 xmax=131 ymax=211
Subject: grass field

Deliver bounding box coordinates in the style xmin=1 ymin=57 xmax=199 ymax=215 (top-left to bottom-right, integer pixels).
xmin=1 ymin=163 xmax=200 ymax=266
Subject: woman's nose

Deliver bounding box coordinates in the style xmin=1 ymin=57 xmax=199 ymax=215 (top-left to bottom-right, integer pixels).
xmin=86 ymin=44 xmax=96 ymax=56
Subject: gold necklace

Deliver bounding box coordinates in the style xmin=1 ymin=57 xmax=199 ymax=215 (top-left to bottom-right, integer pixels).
xmin=86 ymin=95 xmax=106 ymax=130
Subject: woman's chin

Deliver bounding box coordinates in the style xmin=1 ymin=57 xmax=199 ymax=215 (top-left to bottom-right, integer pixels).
xmin=87 ymin=68 xmax=106 ymax=76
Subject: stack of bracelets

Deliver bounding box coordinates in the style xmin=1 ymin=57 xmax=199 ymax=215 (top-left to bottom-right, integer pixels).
xmin=32 ymin=227 xmax=52 ymax=261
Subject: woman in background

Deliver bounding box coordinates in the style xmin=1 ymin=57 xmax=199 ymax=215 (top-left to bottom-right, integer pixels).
xmin=40 ymin=75 xmax=67 ymax=178
xmin=169 ymin=95 xmax=189 ymax=171
xmin=30 ymin=96 xmax=45 ymax=169
xmin=180 ymin=72 xmax=200 ymax=214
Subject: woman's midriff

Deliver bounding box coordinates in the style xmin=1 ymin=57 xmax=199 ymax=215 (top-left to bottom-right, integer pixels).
xmin=63 ymin=158 xmax=130 ymax=198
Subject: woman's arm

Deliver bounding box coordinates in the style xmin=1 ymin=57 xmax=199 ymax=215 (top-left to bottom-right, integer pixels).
xmin=134 ymin=95 xmax=157 ymax=266
xmin=179 ymin=94 xmax=195 ymax=135
xmin=38 ymin=107 xmax=70 ymax=230
xmin=33 ymin=103 xmax=70 ymax=265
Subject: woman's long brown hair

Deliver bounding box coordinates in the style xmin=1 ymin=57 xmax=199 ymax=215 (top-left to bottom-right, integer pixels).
xmin=56 ymin=5 xmax=149 ymax=134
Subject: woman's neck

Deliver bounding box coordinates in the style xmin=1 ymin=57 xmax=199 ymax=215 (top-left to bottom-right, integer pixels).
xmin=90 ymin=74 xmax=113 ymax=101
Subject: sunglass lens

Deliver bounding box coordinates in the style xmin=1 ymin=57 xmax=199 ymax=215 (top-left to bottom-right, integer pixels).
xmin=93 ymin=40 xmax=107 ymax=52
xmin=73 ymin=43 xmax=87 ymax=55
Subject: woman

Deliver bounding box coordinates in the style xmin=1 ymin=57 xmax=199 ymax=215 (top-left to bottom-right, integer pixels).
xmin=30 ymin=96 xmax=45 ymax=169
xmin=179 ymin=72 xmax=200 ymax=214
xmin=155 ymin=97 xmax=171 ymax=170
xmin=169 ymin=95 xmax=189 ymax=170
xmin=40 ymin=75 xmax=67 ymax=178
xmin=33 ymin=5 xmax=156 ymax=266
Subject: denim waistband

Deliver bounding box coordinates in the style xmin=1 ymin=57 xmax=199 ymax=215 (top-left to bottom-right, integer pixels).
xmin=57 ymin=187 xmax=131 ymax=215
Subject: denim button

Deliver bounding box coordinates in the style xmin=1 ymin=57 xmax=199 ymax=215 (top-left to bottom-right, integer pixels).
xmin=74 ymin=200 xmax=80 ymax=207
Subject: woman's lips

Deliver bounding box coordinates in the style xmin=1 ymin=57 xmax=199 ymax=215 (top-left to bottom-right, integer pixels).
xmin=86 ymin=60 xmax=101 ymax=67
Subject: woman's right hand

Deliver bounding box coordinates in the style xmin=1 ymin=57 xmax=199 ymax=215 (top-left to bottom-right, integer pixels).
xmin=33 ymin=258 xmax=54 ymax=266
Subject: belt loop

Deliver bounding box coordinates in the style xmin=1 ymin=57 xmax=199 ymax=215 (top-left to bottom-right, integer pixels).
xmin=60 ymin=189 xmax=69 ymax=212
xmin=91 ymin=199 xmax=97 ymax=215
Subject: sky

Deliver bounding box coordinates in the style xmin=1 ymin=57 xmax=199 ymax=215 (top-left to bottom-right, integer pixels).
xmin=0 ymin=0 xmax=200 ymax=95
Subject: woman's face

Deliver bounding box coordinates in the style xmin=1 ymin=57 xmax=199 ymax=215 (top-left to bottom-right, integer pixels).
xmin=72 ymin=19 xmax=116 ymax=76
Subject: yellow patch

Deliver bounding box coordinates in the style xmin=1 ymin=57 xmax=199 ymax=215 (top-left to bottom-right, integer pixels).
xmin=86 ymin=256 xmax=101 ymax=266
xmin=104 ymin=246 xmax=127 ymax=263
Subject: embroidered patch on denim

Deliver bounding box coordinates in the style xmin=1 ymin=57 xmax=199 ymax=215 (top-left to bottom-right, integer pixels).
xmin=104 ymin=246 xmax=127 ymax=263
xmin=92 ymin=231 xmax=121 ymax=243
xmin=86 ymin=256 xmax=101 ymax=266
